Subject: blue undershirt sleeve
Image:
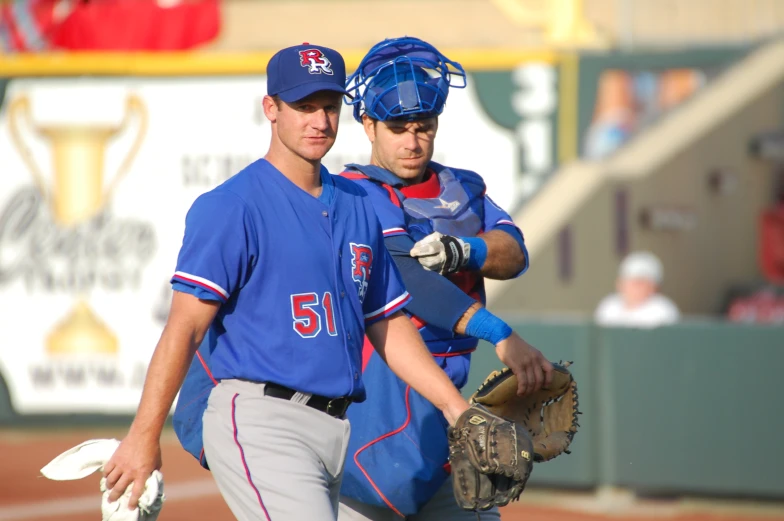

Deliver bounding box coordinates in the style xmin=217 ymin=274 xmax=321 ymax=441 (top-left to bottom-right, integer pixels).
xmin=384 ymin=235 xmax=476 ymax=332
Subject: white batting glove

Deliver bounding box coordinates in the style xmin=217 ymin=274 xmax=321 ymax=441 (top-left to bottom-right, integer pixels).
xmin=409 ymin=231 xmax=471 ymax=275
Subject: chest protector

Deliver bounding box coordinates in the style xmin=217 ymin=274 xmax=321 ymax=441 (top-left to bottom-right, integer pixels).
xmin=346 ymin=161 xmax=485 ymax=241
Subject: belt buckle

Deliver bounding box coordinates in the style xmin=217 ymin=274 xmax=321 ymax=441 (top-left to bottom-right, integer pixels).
xmin=325 ymin=398 xmax=349 ymax=418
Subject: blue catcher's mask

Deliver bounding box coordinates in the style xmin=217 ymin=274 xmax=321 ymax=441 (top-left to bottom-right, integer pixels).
xmin=345 ymin=37 xmax=467 ymax=123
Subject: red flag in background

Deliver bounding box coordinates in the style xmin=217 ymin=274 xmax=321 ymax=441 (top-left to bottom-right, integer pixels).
xmin=760 ymin=205 xmax=784 ymax=284
xmin=0 ymin=0 xmax=220 ymax=52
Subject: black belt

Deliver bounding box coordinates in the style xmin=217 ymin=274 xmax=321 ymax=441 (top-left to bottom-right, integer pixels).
xmin=263 ymin=382 xmax=351 ymax=419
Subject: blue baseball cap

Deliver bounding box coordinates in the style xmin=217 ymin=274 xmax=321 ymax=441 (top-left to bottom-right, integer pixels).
xmin=267 ymin=43 xmax=348 ymax=103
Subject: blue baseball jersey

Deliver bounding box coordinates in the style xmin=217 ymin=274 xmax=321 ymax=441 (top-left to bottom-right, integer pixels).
xmin=170 ymin=158 xmax=410 ymax=402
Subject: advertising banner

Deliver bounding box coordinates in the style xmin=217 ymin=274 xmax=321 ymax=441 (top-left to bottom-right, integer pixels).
xmin=0 ymin=69 xmax=553 ymax=414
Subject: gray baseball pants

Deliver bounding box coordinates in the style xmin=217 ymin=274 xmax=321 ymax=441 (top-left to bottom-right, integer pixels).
xmin=203 ymin=379 xmax=352 ymax=521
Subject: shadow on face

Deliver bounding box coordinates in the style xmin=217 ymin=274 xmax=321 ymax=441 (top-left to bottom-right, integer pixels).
xmin=267 ymin=91 xmax=343 ymax=162
xmin=363 ymin=115 xmax=438 ymax=182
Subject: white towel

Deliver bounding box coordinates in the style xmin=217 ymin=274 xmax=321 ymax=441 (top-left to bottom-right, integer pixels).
xmin=40 ymin=439 xmax=165 ymax=521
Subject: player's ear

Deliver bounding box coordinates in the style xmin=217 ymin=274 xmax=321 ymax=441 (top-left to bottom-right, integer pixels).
xmin=263 ymin=95 xmax=279 ymax=123
xmin=362 ymin=114 xmax=376 ymax=143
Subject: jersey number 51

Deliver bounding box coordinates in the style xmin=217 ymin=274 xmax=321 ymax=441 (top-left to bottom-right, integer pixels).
xmin=290 ymin=292 xmax=338 ymax=338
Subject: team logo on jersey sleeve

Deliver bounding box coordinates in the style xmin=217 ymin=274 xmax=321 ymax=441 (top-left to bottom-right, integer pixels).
xmin=350 ymin=243 xmax=373 ymax=303
xmin=299 ymin=49 xmax=334 ymax=75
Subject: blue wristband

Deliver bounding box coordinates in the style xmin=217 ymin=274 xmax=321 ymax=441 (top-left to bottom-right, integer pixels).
xmin=465 ymin=307 xmax=513 ymax=345
xmin=461 ymin=237 xmax=487 ymax=271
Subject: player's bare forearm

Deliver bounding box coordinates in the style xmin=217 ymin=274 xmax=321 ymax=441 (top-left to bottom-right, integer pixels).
xmin=366 ymin=311 xmax=469 ymax=425
xmin=479 ymin=229 xmax=527 ymax=280
xmin=129 ymin=292 xmax=220 ymax=442
xmin=454 ymin=301 xmax=482 ymax=335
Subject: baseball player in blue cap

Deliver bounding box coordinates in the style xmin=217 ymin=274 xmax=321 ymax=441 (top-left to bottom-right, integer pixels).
xmin=336 ymin=37 xmax=554 ymax=520
xmin=101 ymin=42 xmax=476 ymax=521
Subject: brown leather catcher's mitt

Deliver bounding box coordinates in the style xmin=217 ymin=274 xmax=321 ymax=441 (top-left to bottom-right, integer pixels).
xmin=447 ymin=403 xmax=534 ymax=511
xmin=470 ymin=361 xmax=580 ymax=463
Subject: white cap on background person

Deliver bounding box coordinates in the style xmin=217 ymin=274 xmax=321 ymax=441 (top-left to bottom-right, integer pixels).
xmin=595 ymin=250 xmax=680 ymax=328
xmin=618 ymin=251 xmax=663 ymax=285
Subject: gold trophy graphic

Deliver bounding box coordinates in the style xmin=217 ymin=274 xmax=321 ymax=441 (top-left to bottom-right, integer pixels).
xmin=8 ymin=93 xmax=148 ymax=355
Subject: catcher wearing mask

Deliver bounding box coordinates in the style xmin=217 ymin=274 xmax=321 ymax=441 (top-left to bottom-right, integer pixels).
xmin=337 ymin=37 xmax=580 ymax=521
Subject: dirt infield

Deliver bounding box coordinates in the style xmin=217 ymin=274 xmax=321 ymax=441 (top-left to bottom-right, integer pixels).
xmin=2 ymin=427 xmax=782 ymax=521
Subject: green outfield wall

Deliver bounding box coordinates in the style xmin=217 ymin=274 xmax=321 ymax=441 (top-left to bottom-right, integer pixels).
xmin=462 ymin=319 xmax=784 ymax=498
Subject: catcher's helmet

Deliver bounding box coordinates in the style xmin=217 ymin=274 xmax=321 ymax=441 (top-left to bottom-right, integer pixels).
xmin=345 ymin=36 xmax=466 ymax=123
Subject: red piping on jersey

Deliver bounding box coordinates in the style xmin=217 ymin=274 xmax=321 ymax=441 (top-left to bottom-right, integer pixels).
xmin=360 ymin=337 xmax=374 ymax=373
xmin=431 ymin=348 xmax=476 ymax=358
xmin=410 ymin=315 xmax=427 ymax=330
xmin=196 ymin=351 xmax=218 ymax=385
xmin=352 ymin=386 xmax=412 ymax=518
xmin=340 ymin=171 xmax=402 ymax=207
xmin=171 ymin=273 xmax=228 ymax=301
xmin=361 ymin=336 xmax=475 ymax=373
xmin=382 ymin=184 xmax=402 ymax=207
xmin=339 ymin=172 xmax=367 ymax=181
xmin=232 ymin=393 xmax=273 ymax=521
xmin=356 ymin=345 xmax=472 ymax=496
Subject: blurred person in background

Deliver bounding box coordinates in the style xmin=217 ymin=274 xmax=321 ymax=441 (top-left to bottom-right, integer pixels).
xmin=594 ymin=251 xmax=680 ymax=328
xmin=582 ymin=70 xmax=637 ymax=159
xmin=726 ymin=183 xmax=784 ymax=324
xmin=583 ymin=68 xmax=706 ymax=160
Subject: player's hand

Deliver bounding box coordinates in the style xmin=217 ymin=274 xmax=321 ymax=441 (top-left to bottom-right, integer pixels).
xmin=102 ymin=431 xmax=162 ymax=509
xmin=494 ymin=333 xmax=553 ymax=396
xmin=410 ymin=231 xmax=470 ymax=275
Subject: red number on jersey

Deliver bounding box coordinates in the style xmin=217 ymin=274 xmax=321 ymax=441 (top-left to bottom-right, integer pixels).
xmin=291 ymin=293 xmax=321 ymax=338
xmin=322 ymin=291 xmax=338 ymax=336
xmin=291 ymin=291 xmax=338 ymax=338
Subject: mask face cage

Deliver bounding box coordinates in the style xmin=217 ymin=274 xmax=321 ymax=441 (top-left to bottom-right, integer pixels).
xmin=345 ymin=37 xmax=467 ymax=123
